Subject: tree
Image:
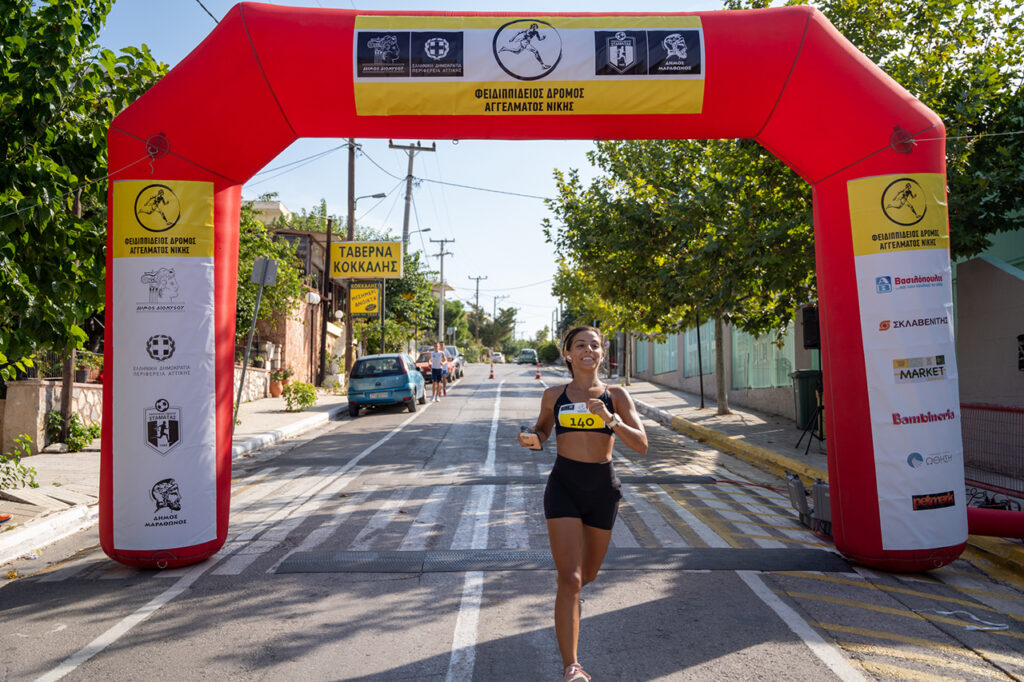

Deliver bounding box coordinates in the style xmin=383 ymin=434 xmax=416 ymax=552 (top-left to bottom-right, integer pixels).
xmin=0 ymin=0 xmax=166 ymax=379
xmin=236 ymin=205 xmax=308 ymax=341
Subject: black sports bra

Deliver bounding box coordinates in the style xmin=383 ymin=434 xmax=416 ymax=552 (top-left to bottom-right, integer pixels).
xmin=553 ymin=385 xmax=616 ymax=436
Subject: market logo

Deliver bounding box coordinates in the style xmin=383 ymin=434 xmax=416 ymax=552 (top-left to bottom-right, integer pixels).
xmin=150 ymin=478 xmax=182 ymax=513
xmin=881 ymin=177 xmax=927 ymax=226
xmin=145 ymin=398 xmax=181 ymax=455
xmin=875 ymin=276 xmax=892 ymax=293
xmin=912 ymin=490 xmax=955 ymax=511
xmin=893 ymin=355 xmax=946 ymax=384
xmin=134 ymin=184 xmax=180 ymax=232
xmin=146 ymin=334 xmax=176 ymax=362
xmin=875 ymin=273 xmax=943 ymax=294
xmin=879 ymin=316 xmax=948 ymax=332
xmin=893 ymin=409 xmax=956 ymax=426
xmin=493 ymin=19 xmax=562 ymax=81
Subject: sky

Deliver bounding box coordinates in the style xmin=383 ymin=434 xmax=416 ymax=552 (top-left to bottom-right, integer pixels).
xmin=99 ymin=0 xmax=723 ymax=339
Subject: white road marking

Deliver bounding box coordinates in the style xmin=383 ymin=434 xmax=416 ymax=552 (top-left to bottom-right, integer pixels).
xmin=621 ymin=484 xmax=688 ymax=548
xmin=348 ymin=485 xmax=416 ymax=551
xmin=481 ymin=379 xmax=505 ymax=476
xmin=736 ymin=571 xmax=867 ymax=682
xmin=399 ymin=485 xmax=453 ymax=552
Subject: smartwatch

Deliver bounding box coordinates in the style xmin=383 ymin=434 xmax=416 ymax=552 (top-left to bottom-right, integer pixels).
xmin=606 ymin=414 xmax=622 ymax=429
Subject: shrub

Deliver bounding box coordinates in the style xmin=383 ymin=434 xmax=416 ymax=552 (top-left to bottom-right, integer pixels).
xmin=282 ymin=381 xmax=317 ymax=412
xmin=269 ymin=366 xmax=294 ymax=382
xmin=45 ymin=411 xmax=100 ymax=452
xmin=1 ymin=435 xmax=38 ymax=491
xmin=538 ymin=342 xmax=561 ymax=364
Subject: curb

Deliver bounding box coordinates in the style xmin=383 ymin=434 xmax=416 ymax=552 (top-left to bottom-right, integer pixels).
xmin=0 ymin=504 xmax=98 ymax=566
xmin=231 ymin=404 xmax=347 ymax=460
xmin=634 ymin=399 xmax=827 ymax=485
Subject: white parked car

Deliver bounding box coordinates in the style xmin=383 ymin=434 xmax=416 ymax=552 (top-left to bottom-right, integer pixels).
xmin=490 ymin=352 xmax=505 ymax=364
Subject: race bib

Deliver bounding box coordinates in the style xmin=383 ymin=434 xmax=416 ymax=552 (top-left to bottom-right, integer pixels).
xmin=558 ymin=402 xmax=606 ymax=430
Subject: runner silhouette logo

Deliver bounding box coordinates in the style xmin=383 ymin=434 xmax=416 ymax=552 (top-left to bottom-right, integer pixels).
xmin=493 ymin=19 xmax=561 ymax=81
xmin=134 ymin=184 xmax=180 ymax=232
xmin=881 ymin=178 xmax=927 ymax=226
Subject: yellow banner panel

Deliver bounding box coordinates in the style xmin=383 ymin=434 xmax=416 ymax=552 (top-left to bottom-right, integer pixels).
xmin=848 ymin=174 xmax=949 ymax=257
xmin=355 ymin=16 xmax=704 ymax=30
xmin=112 ymin=181 xmax=214 ymax=259
xmin=350 ymin=282 xmax=381 ymax=315
xmin=331 ymin=241 xmax=404 ymax=279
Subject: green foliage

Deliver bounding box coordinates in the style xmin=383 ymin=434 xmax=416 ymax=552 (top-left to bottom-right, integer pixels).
xmin=269 ymin=366 xmax=294 ymax=382
xmin=538 ymin=342 xmax=561 ymax=364
xmin=45 ymin=411 xmax=99 ymax=452
xmin=282 ymin=381 xmax=318 ymax=412
xmin=1 ymin=434 xmax=38 ymax=491
xmin=236 ymin=205 xmax=309 ymax=339
xmin=0 ymin=0 xmax=167 ymax=379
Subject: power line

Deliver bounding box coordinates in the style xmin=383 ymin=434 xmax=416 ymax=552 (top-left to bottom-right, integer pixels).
xmin=453 ymin=277 xmax=553 ymax=292
xmin=194 ymin=0 xmax=218 ymax=24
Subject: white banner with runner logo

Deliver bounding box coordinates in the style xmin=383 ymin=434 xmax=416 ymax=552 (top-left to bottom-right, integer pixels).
xmin=111 ymin=180 xmax=217 ymax=550
xmin=849 ymin=173 xmax=966 ymax=551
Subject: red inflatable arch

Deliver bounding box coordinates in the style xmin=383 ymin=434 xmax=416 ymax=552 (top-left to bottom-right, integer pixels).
xmin=102 ymin=3 xmax=967 ymax=571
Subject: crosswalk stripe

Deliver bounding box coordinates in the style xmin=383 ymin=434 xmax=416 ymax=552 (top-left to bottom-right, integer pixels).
xmin=349 ymin=486 xmax=417 ymax=551
xmin=400 ymin=485 xmax=454 ymax=552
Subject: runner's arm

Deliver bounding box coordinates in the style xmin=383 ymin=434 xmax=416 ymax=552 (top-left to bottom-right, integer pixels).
xmin=607 ymin=386 xmax=648 ymax=454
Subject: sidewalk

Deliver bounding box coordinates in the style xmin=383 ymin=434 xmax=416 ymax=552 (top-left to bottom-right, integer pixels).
xmin=0 ymin=393 xmax=348 ymax=566
xmin=622 ymin=378 xmax=1024 ymax=577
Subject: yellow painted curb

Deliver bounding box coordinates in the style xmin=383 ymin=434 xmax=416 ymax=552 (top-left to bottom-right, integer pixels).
xmin=669 ymin=415 xmax=828 ymax=486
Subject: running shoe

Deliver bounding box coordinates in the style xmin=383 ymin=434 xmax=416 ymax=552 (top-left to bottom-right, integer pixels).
xmin=0 ymin=513 xmax=11 ymax=524
xmin=563 ymin=663 xmax=590 ymax=682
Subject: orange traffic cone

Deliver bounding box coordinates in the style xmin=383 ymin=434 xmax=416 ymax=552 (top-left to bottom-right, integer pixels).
xmin=535 ymin=363 xmax=541 ymax=380
xmin=489 ymin=363 xmax=494 ymax=379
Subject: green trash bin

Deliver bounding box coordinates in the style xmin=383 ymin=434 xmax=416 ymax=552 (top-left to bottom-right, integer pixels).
xmin=790 ymin=369 xmax=822 ymax=431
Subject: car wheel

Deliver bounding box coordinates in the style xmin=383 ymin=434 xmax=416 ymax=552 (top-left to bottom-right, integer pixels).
xmin=348 ymin=403 xmax=359 ymax=418
xmin=408 ymin=397 xmax=417 ymax=412
xmin=418 ymin=388 xmax=426 ymax=404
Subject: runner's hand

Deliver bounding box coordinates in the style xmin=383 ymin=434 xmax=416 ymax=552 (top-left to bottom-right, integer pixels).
xmin=587 ymin=398 xmax=612 ymax=421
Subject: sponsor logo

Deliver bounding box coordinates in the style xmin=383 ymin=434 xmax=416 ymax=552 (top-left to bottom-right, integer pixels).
xmin=893 ymin=355 xmax=946 ymax=383
xmin=493 ymin=19 xmax=562 ymax=81
xmin=892 ymin=409 xmax=956 ymax=426
xmin=604 ymin=31 xmax=639 ymax=74
xmin=146 ymin=334 xmax=175 ymax=362
xmin=905 ymin=450 xmax=956 ymax=469
xmin=151 ymin=477 xmax=181 ymax=512
xmin=137 ymin=267 xmax=185 ymax=313
xmin=875 ymin=273 xmax=943 ymax=294
xmin=147 ymin=478 xmax=187 ymax=526
xmin=145 ymin=398 xmax=181 ymax=455
xmin=912 ymin=490 xmax=955 ymax=511
xmin=413 ymin=32 xmax=464 ymax=76
xmin=881 ymin=177 xmax=927 ymax=226
xmin=879 ymin=316 xmax=948 ymax=332
xmin=134 ymin=184 xmax=180 ymax=232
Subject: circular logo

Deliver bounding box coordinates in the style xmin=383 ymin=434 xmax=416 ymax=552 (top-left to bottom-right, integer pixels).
xmin=881 ymin=178 xmax=926 ymax=226
xmin=154 ymin=398 xmax=170 ymax=412
xmin=425 ymin=36 xmax=450 ymax=60
xmin=906 ymin=452 xmax=924 ymax=468
xmin=492 ymin=19 xmax=562 ymax=81
xmin=146 ymin=334 xmax=176 ymax=362
xmin=134 ymin=184 xmax=181 ymax=232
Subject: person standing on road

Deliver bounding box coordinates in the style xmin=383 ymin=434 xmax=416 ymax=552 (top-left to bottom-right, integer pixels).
xmin=439 ymin=341 xmax=450 ymax=397
xmin=517 ymin=325 xmax=648 ymax=682
xmin=430 ymin=341 xmax=446 ymax=403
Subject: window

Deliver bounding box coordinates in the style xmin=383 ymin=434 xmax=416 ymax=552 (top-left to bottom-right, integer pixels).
xmin=635 ymin=338 xmax=648 ymax=373
xmin=683 ymin=320 xmax=715 ymax=377
xmin=653 ymin=334 xmax=678 ymax=374
xmin=731 ymin=324 xmax=795 ymax=389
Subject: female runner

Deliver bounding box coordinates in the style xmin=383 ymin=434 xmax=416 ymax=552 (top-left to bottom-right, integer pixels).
xmin=518 ymin=325 xmax=648 ymax=682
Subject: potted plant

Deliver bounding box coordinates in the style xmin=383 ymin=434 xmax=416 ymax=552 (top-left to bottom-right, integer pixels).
xmin=251 ymin=355 xmax=265 ymax=369
xmin=74 ymin=354 xmax=100 ymax=382
xmin=278 ymin=365 xmax=294 ymax=386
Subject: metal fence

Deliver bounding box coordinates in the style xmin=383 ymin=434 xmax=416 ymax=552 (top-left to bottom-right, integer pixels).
xmin=962 ymin=403 xmax=1024 ymax=498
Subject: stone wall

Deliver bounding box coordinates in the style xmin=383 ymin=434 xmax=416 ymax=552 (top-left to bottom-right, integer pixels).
xmin=233 ymin=364 xmax=269 ymax=404
xmin=1 ymin=379 xmax=103 ymax=455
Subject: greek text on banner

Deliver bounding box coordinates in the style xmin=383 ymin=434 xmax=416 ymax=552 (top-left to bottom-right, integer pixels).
xmin=848 ymin=174 xmax=949 ymax=256
xmin=112 ymin=180 xmax=214 ymax=259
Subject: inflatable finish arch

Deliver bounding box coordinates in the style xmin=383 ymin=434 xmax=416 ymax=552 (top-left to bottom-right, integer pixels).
xmin=103 ymin=3 xmax=966 ymax=571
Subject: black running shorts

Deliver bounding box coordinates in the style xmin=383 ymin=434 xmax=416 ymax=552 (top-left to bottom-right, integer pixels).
xmin=543 ymin=455 xmax=623 ymax=531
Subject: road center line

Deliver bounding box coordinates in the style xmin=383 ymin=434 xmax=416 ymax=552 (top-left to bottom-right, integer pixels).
xmin=481 ymin=379 xmax=505 ymax=476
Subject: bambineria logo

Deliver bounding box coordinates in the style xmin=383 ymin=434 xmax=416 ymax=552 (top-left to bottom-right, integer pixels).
xmin=892 ymin=409 xmax=956 ymax=425
xmin=912 ymin=490 xmax=955 ymax=511
xmin=893 ymin=355 xmax=946 ymax=383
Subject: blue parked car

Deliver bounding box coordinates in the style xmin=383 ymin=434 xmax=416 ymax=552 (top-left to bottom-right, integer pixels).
xmin=347 ymin=353 xmax=426 ymax=417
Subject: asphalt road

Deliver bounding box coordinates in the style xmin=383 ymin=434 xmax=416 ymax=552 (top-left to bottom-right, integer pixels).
xmin=3 ymin=364 xmax=1024 ymax=681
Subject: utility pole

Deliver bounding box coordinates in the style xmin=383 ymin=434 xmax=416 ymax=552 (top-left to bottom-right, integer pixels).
xmin=318 ymin=217 xmax=333 ymax=386
xmin=430 ymin=238 xmax=454 ymax=342
xmin=389 ymin=140 xmax=436 ymax=247
xmin=468 ymin=275 xmax=487 ymax=343
xmin=344 ymin=138 xmax=356 ymax=376
xmin=493 ymin=294 xmax=509 ymax=320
